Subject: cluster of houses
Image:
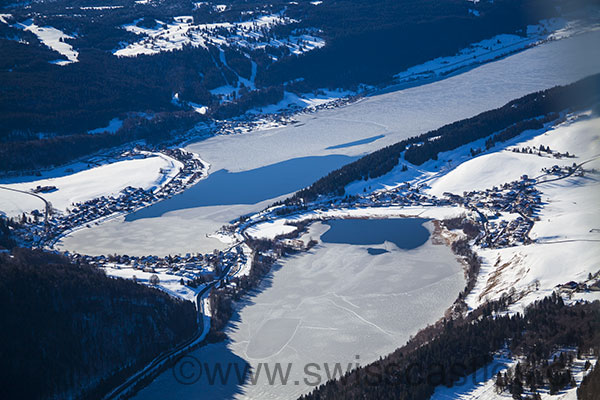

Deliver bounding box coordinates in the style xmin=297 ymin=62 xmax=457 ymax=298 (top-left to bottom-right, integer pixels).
xmin=214 ymin=93 xmax=361 ymax=136
xmin=214 ymin=114 xmax=296 ymax=135
xmin=451 ymin=178 xmax=542 ymax=248
xmin=66 ymin=244 xmax=248 ymax=287
xmin=246 ymin=173 xmax=548 ymax=252
xmin=453 ymin=176 xmax=541 ymax=217
xmin=558 ymin=277 xmax=600 ymax=294
xmin=541 ymin=164 xmax=582 ymax=177
xmin=365 ymin=183 xmax=451 ymax=207
xmin=368 ymin=177 xmax=541 ymax=248
xmin=481 ymin=216 xmax=533 ymax=248
xmin=510 ymin=145 xmax=575 ymax=160
xmin=15 ymin=148 xmax=205 ymax=247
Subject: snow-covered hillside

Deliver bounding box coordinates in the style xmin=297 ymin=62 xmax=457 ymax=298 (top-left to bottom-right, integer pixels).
xmin=432 ymin=353 xmax=597 ymax=400
xmin=393 ymin=17 xmax=600 ymax=86
xmin=12 ymin=19 xmax=78 ymax=65
xmin=457 ymin=115 xmax=600 ymax=312
xmin=114 ymin=13 xmax=324 ymax=58
xmin=346 ymin=112 xmax=600 ymax=313
xmin=0 ymin=153 xmax=181 ymax=217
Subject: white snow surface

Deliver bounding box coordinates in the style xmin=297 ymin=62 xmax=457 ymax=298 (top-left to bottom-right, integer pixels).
xmin=13 ymin=19 xmax=78 ymax=65
xmin=114 ymin=13 xmax=324 ymax=58
xmin=59 ymin=30 xmax=600 ymax=257
xmin=102 ymin=265 xmax=200 ymax=302
xmin=432 ymin=355 xmax=597 ymax=400
xmin=245 ymin=219 xmax=298 ymax=239
xmin=0 ymin=189 xmax=46 ymax=218
xmin=0 ymin=14 xmax=12 ymax=24
xmin=88 ymin=118 xmax=123 ymax=134
xmin=425 ymin=115 xmax=600 ymax=312
xmin=0 ymin=154 xmax=182 ymax=216
xmin=394 ymin=18 xmax=599 ymax=86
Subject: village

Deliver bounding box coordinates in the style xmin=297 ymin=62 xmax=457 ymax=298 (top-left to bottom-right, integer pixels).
xmin=11 ymin=147 xmax=206 ymax=248
xmin=359 ymin=175 xmax=540 ymax=249
xmin=231 ymin=158 xmax=586 ymax=254
xmin=4 ymin=141 xmax=590 ymax=302
xmin=212 ymin=92 xmax=362 ymax=136
xmin=64 ymin=242 xmax=249 ymax=291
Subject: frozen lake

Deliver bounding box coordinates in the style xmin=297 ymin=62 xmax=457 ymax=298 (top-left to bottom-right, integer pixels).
xmin=134 ymin=220 xmax=466 ymax=400
xmin=127 ymin=155 xmax=357 ymax=220
xmin=57 ymin=30 xmax=600 ymax=256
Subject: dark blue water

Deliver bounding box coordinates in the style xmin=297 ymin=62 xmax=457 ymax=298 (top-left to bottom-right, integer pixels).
xmin=321 ymin=218 xmax=430 ymax=250
xmin=325 ymin=134 xmax=385 ymax=150
xmin=367 ymin=248 xmax=389 ymax=255
xmin=127 ymin=154 xmax=358 ymax=221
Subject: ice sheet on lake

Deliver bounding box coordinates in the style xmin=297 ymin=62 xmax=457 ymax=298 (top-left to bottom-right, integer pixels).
xmin=134 ymin=222 xmax=466 ymax=399
xmin=59 ymin=30 xmax=600 ymax=256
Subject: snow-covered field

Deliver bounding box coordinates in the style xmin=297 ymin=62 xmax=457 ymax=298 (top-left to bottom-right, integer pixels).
xmin=12 ymin=19 xmax=78 ymax=65
xmin=101 ymin=264 xmax=202 ymax=302
xmin=114 ymin=13 xmax=324 ymax=58
xmin=0 ymin=153 xmax=181 ymax=217
xmin=57 ymin=29 xmax=600 ymax=257
xmin=245 ymin=218 xmax=298 ymax=239
xmin=460 ymin=116 xmax=600 ymax=312
xmin=0 ymin=189 xmax=46 ymax=219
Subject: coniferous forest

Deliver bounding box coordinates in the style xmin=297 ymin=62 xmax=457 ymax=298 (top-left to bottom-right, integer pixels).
xmin=0 ymin=0 xmax=575 ymax=171
xmin=300 ymin=295 xmax=600 ymax=400
xmin=0 ymin=249 xmax=197 ymax=400
xmin=291 ymin=74 xmax=600 ymax=202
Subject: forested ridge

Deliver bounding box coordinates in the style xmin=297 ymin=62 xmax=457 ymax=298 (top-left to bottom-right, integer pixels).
xmin=258 ymin=0 xmax=561 ymax=88
xmin=0 ymin=109 xmax=203 ymax=171
xmin=299 ymin=295 xmax=600 ymax=400
xmin=0 ymin=248 xmax=197 ymax=400
xmin=291 ymin=73 xmax=600 ymax=202
xmin=0 ymin=0 xmax=574 ymax=172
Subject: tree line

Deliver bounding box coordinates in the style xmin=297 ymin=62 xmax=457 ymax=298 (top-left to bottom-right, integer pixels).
xmin=291 ymin=74 xmax=600 ymax=202
xmin=0 ymin=0 xmax=574 ymax=174
xmin=299 ymin=294 xmax=599 ymax=400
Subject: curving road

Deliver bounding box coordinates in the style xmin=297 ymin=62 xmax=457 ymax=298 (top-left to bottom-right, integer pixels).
xmin=103 ymin=255 xmax=243 ymax=400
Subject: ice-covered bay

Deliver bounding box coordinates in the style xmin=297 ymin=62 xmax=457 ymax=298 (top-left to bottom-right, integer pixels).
xmin=134 ymin=220 xmax=465 ymax=399
xmin=57 ymin=30 xmax=600 ymax=256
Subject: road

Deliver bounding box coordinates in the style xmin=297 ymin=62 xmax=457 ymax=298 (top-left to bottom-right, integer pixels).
xmin=0 ymin=185 xmax=50 ymax=223
xmin=103 ymin=254 xmax=243 ymax=400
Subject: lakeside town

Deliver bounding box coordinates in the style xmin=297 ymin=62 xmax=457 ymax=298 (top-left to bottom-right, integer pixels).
xmin=3 ymin=144 xmax=590 ymax=297
xmin=10 ymin=147 xmax=207 ymax=248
